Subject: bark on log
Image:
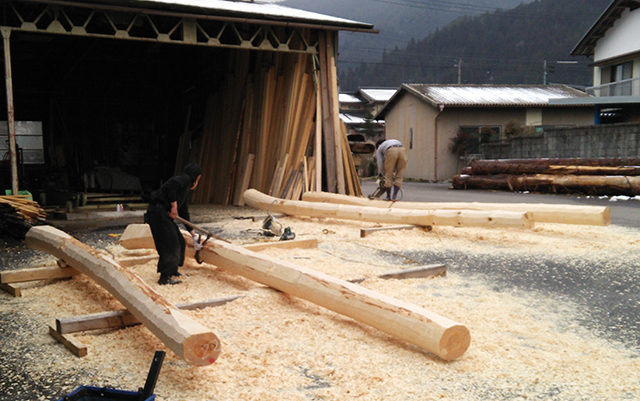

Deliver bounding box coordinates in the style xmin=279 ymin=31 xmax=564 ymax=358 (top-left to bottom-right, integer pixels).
xmin=244 ymin=189 xmax=534 ymax=229
xmin=301 ymin=191 xmax=610 ymax=226
xmin=471 ymin=160 xmax=640 ymax=176
xmin=120 ymin=224 xmax=471 ymax=361
xmin=25 ymin=226 xmax=221 ymax=366
xmin=453 ymin=173 xmax=640 ymax=197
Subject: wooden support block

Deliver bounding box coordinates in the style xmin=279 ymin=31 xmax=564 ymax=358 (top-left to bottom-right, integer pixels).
xmin=378 ymin=264 xmax=447 ymax=280
xmin=360 ymin=225 xmax=416 ymax=238
xmin=251 ymin=213 xmax=286 ymax=222
xmin=49 ymin=324 xmax=88 ymax=357
xmin=56 ymin=295 xmax=243 ymax=334
xmin=117 ymin=255 xmax=159 ymax=268
xmin=1 ymin=265 xmax=80 ymax=284
xmin=0 ymin=282 xmax=21 ymax=297
xmin=350 ymin=264 xmax=446 ymax=284
xmin=243 ymin=238 xmax=318 ymax=252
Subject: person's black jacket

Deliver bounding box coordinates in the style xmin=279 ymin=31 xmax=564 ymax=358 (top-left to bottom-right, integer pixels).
xmin=150 ymin=173 xmax=194 ymax=221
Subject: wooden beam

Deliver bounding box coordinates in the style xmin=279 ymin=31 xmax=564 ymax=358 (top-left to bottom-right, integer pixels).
xmin=117 ymin=255 xmax=159 ymax=268
xmin=360 ymin=225 xmax=416 ymax=238
xmin=0 ymin=282 xmax=21 ymax=297
xmin=243 ymin=238 xmax=318 ymax=252
xmin=350 ymin=264 xmax=447 ymax=284
xmin=302 ymin=191 xmax=610 ymax=226
xmin=25 ymin=226 xmax=221 ymax=366
xmin=56 ymin=295 xmax=243 ymax=334
xmin=49 ymin=324 xmax=88 ymax=357
xmin=244 ymin=189 xmax=534 ymax=229
xmin=1 ymin=264 xmax=80 ymax=284
xmin=120 ymin=224 xmax=471 ymax=361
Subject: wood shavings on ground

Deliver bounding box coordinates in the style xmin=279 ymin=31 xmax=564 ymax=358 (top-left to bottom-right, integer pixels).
xmin=3 ymin=204 xmax=640 ymax=400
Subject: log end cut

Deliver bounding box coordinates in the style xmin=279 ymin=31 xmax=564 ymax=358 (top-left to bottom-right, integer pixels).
xmin=438 ymin=324 xmax=471 ymax=361
xmin=183 ymin=332 xmax=222 ymax=366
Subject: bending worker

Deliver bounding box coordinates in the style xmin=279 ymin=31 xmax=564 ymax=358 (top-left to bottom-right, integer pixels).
xmin=145 ymin=163 xmax=203 ymax=285
xmin=376 ymin=139 xmax=408 ymax=201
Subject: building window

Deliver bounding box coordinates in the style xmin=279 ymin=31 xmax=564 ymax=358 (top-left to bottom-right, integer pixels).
xmin=601 ymin=61 xmax=633 ymax=96
xmin=459 ymin=126 xmax=501 ymax=154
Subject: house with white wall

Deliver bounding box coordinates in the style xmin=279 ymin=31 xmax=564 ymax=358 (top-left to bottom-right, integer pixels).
xmin=376 ymin=84 xmax=594 ymax=181
xmin=552 ymin=0 xmax=640 ymax=123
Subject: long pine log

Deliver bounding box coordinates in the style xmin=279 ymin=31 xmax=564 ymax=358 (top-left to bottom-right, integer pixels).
xmin=119 ymin=224 xmax=471 ymax=361
xmin=301 ymin=191 xmax=610 ymax=226
xmin=25 ymin=226 xmax=221 ymax=366
xmin=244 ymin=189 xmax=534 ymax=229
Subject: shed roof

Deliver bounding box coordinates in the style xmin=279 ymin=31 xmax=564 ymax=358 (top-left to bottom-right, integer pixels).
xmin=572 ymin=0 xmax=640 ymax=56
xmin=339 ymin=94 xmax=362 ymax=104
xmin=359 ymin=88 xmax=397 ymax=103
xmin=376 ymin=84 xmax=592 ymax=119
xmin=74 ymin=0 xmax=375 ymax=31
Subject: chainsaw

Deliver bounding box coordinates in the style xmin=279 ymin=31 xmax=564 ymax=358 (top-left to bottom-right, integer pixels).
xmin=368 ymin=176 xmax=387 ymax=200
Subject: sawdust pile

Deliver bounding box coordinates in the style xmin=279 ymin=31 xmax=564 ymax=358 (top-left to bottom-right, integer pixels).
xmin=12 ymin=206 xmax=640 ymax=400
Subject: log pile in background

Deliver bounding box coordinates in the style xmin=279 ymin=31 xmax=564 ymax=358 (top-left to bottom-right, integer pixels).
xmin=453 ymin=158 xmax=640 ymax=196
xmin=175 ymin=32 xmax=361 ymax=205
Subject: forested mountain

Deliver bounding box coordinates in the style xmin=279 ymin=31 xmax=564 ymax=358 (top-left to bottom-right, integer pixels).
xmin=337 ymin=0 xmax=610 ymax=90
xmin=282 ymin=0 xmax=534 ymax=77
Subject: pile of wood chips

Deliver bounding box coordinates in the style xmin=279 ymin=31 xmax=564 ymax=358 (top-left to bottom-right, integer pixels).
xmin=9 ymin=205 xmax=640 ymax=400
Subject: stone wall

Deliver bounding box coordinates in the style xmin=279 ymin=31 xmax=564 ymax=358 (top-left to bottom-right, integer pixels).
xmin=483 ymin=123 xmax=640 ymax=160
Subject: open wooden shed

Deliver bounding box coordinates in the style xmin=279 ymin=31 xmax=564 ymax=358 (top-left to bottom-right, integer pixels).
xmin=0 ymin=0 xmax=374 ymax=204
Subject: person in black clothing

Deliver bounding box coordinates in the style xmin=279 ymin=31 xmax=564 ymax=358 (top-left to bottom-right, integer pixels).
xmin=145 ymin=163 xmax=202 ymax=285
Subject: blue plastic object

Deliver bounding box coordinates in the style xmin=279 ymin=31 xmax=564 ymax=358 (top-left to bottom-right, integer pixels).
xmin=57 ymin=351 xmax=165 ymax=401
xmin=56 ymin=385 xmax=156 ymax=401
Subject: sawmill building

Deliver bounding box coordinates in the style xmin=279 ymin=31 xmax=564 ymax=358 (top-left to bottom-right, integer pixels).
xmin=0 ymin=0 xmax=375 ymax=207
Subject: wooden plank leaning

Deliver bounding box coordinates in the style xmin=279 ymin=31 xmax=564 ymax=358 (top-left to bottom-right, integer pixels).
xmin=244 ymin=189 xmax=534 ymax=229
xmin=120 ymin=224 xmax=471 ymax=361
xmin=301 ymin=191 xmax=610 ymax=226
xmin=24 ymin=225 xmax=221 ymax=366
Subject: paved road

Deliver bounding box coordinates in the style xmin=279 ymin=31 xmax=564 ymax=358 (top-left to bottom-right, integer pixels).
xmin=361 ymin=179 xmax=640 ymax=228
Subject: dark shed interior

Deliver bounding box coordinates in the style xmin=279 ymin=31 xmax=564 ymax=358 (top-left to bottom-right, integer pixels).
xmin=1 ymin=29 xmax=230 ymax=199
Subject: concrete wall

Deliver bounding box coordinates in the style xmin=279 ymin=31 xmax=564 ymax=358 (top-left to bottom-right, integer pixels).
xmin=483 ymin=122 xmax=640 ymax=159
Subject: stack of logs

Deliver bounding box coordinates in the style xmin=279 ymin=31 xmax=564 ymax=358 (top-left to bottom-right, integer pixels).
xmin=453 ymin=158 xmax=640 ymax=196
xmin=175 ymin=35 xmax=361 ymax=205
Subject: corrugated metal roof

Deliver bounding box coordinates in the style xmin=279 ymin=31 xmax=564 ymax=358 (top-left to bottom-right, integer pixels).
xmin=404 ymin=84 xmax=592 ymax=107
xmin=83 ymin=0 xmax=374 ymax=30
xmin=340 ymin=113 xmax=367 ymax=124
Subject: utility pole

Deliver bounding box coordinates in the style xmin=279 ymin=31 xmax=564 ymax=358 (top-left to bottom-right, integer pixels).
xmin=454 ymin=58 xmax=462 ymax=84
xmin=543 ymin=59 xmax=547 ymax=85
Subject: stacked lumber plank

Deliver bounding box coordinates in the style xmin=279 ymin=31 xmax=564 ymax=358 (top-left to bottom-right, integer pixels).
xmin=175 ymin=38 xmax=361 ymax=205
xmin=0 ymin=195 xmax=46 ymax=223
xmin=453 ymin=158 xmax=640 ymax=196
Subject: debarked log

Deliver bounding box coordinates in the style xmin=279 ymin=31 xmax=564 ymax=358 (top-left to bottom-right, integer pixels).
xmin=453 ymin=173 xmax=640 ymax=197
xmin=244 ymin=189 xmax=533 ymax=229
xmin=25 ymin=226 xmax=221 ymax=366
xmin=300 ymin=191 xmax=610 ymax=226
xmin=120 ymin=224 xmax=471 ymax=361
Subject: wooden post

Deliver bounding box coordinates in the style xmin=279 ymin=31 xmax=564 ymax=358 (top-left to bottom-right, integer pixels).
xmin=25 ymin=226 xmax=221 ymax=366
xmin=2 ymin=27 xmax=18 ymax=195
xmin=120 ymin=224 xmax=471 ymax=361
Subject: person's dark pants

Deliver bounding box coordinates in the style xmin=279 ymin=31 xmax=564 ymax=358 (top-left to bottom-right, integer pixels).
xmin=145 ymin=204 xmax=185 ymax=278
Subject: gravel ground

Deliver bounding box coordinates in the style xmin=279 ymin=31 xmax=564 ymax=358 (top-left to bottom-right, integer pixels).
xmin=1 ymin=200 xmax=639 ymax=400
